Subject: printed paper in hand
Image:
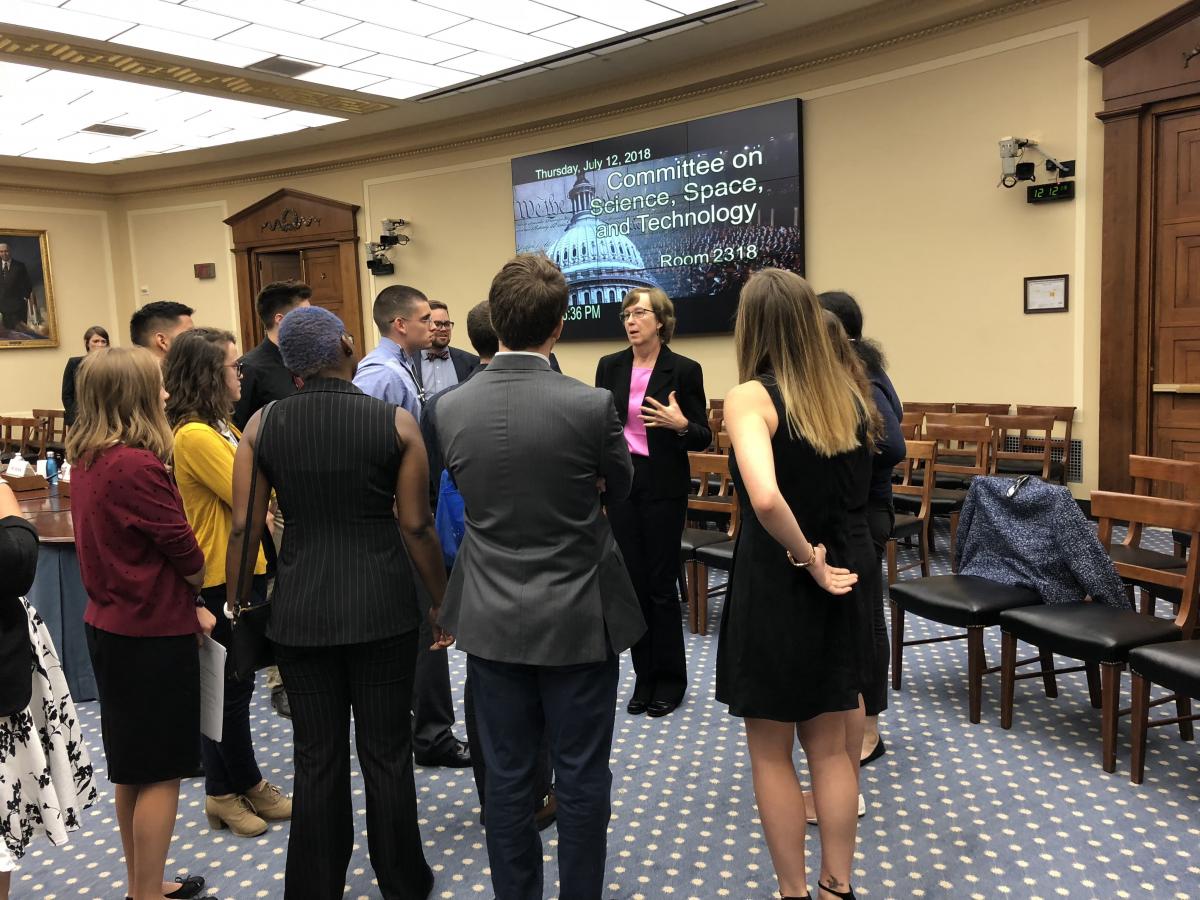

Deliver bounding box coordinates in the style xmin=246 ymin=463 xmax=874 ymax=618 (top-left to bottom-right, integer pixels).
xmin=199 ymin=635 xmax=226 ymax=743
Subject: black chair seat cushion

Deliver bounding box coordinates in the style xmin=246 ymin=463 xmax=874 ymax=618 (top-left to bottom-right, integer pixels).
xmin=893 ymin=487 xmax=967 ymax=516
xmin=1170 ymin=530 xmax=1192 ymax=551
xmin=681 ymin=528 xmax=733 ymax=558
xmin=889 ymin=575 xmax=1041 ymax=628
xmin=1109 ymin=543 xmax=1187 ymax=571
xmin=1128 ymin=639 xmax=1200 ymax=697
xmin=999 ymin=604 xmax=1182 ymax=664
xmin=995 ymin=458 xmax=1065 ymax=481
xmin=695 ymin=540 xmax=735 ymax=568
xmin=892 ymin=513 xmax=924 ymax=539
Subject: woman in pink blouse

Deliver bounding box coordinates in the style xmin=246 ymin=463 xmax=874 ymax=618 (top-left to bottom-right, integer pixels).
xmin=594 ymin=287 xmax=711 ymax=718
xmin=67 ymin=346 xmax=214 ymax=900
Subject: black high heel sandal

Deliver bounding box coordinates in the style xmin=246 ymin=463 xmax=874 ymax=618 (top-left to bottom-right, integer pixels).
xmin=818 ymin=881 xmax=856 ymax=899
xmin=780 ymin=894 xmax=812 ymax=899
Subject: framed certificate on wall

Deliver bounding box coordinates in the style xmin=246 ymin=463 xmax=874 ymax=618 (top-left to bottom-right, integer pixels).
xmin=1024 ymin=274 xmax=1069 ymax=314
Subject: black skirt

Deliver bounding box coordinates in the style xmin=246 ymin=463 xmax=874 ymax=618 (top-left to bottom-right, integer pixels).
xmin=85 ymin=624 xmax=200 ymax=784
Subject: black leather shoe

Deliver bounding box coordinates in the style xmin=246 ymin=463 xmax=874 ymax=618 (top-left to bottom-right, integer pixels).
xmin=166 ymin=875 xmax=207 ymax=899
xmin=646 ymin=698 xmax=680 ymax=718
xmin=534 ymin=792 xmax=557 ymax=831
xmin=271 ymin=688 xmax=292 ymax=719
xmin=626 ymin=697 xmax=649 ymax=715
xmin=416 ymin=740 xmax=472 ymax=768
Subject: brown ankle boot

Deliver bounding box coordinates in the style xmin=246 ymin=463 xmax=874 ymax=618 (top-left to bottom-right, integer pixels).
xmin=243 ymin=780 xmax=292 ymax=821
xmin=205 ymin=793 xmax=268 ymax=836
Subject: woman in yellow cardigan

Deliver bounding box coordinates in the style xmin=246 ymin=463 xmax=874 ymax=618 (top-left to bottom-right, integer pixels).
xmin=164 ymin=328 xmax=292 ymax=837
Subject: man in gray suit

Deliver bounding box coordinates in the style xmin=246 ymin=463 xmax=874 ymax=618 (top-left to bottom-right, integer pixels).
xmin=436 ymin=254 xmax=645 ymax=900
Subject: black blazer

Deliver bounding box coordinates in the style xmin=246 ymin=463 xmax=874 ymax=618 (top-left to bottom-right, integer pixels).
xmin=62 ymin=355 xmax=83 ymax=427
xmin=595 ymin=344 xmax=711 ymax=499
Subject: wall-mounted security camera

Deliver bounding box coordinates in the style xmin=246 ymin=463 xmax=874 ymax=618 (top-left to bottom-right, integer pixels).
xmin=366 ymin=241 xmax=395 ymax=276
xmin=998 ymin=136 xmax=1075 ymax=189
xmin=379 ymin=233 xmax=410 ymax=248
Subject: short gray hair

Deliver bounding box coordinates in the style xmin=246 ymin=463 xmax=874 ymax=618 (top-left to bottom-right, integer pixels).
xmin=279 ymin=306 xmax=345 ymax=378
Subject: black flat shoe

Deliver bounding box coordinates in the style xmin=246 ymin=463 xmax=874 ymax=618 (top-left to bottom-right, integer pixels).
xmin=646 ymin=698 xmax=680 ymax=717
xmin=415 ymin=740 xmax=471 ymax=769
xmin=626 ymin=697 xmax=649 ymax=715
xmin=860 ymin=738 xmax=886 ymax=766
xmin=125 ymin=875 xmax=207 ymax=900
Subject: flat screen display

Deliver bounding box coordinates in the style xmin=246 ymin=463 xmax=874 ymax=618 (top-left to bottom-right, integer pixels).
xmin=511 ymin=99 xmax=804 ymax=341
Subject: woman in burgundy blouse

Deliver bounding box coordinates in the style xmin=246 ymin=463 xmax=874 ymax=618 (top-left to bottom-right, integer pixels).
xmin=67 ymin=346 xmax=214 ymax=900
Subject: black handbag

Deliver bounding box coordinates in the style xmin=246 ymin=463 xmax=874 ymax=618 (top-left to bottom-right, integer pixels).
xmin=228 ymin=401 xmax=276 ymax=683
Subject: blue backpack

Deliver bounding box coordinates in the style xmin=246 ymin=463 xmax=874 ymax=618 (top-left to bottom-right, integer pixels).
xmin=434 ymin=469 xmax=465 ymax=569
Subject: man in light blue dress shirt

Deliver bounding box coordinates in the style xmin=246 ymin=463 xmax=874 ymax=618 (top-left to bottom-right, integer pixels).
xmin=353 ymin=285 xmax=431 ymax=421
xmin=353 ymin=284 xmax=472 ymax=770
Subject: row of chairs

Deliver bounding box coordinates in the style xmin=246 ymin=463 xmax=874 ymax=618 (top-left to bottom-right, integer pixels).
xmin=1 ymin=409 xmax=66 ymax=465
xmin=888 ymin=454 xmax=1200 ymax=783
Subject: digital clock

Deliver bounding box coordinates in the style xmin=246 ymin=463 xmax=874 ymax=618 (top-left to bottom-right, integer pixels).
xmin=1026 ymin=181 xmax=1075 ymax=204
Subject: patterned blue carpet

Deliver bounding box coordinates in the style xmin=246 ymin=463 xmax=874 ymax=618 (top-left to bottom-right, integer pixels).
xmin=9 ymin=523 xmax=1200 ymax=899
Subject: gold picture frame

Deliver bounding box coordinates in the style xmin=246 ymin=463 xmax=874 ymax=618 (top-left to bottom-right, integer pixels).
xmin=0 ymin=228 xmax=58 ymax=349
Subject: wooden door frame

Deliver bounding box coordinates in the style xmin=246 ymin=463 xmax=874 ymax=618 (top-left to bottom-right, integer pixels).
xmin=1090 ymin=1 xmax=1200 ymax=490
xmin=224 ymin=188 xmax=363 ymax=352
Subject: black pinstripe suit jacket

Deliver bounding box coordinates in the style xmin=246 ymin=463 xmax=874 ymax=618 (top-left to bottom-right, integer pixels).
xmin=257 ymin=376 xmax=421 ymax=647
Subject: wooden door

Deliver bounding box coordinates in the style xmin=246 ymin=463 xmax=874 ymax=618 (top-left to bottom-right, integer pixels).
xmin=300 ymin=246 xmax=364 ymax=350
xmin=1152 ymin=109 xmax=1200 ymax=470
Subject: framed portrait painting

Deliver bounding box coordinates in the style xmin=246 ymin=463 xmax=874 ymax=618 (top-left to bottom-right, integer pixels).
xmin=0 ymin=229 xmax=58 ymax=349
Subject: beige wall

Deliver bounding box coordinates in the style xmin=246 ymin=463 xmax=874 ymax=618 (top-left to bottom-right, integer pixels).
xmin=0 ymin=196 xmax=120 ymax=413
xmin=0 ymin=0 xmax=1183 ymax=495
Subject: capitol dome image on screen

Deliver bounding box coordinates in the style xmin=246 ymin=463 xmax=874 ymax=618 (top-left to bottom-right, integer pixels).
xmin=548 ymin=172 xmax=660 ymax=306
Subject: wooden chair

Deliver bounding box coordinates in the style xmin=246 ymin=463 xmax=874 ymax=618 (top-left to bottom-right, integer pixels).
xmin=955 ymin=403 xmax=1011 ymax=415
xmin=925 ymin=412 xmax=988 ymax=428
xmin=904 ymin=402 xmax=954 ymax=415
xmin=681 ymin=452 xmax=737 ymax=634
xmin=999 ymin=491 xmax=1200 ymax=772
xmin=0 ymin=416 xmax=48 ymax=464
xmin=989 ymin=414 xmax=1055 ymax=481
xmin=1124 ymin=454 xmax=1200 ymax=562
xmin=887 ymin=440 xmax=935 ymax=585
xmin=895 ymin=423 xmax=991 ymax=563
xmin=1011 ymin=404 xmax=1076 ymax=485
xmin=1128 ymin=638 xmax=1200 ymax=783
xmin=900 ymin=411 xmax=923 ymax=440
xmin=713 ymin=431 xmax=733 ymax=455
xmin=31 ymin=408 xmax=66 ymax=452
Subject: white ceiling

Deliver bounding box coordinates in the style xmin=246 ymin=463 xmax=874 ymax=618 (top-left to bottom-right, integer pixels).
xmin=0 ymin=0 xmax=748 ymax=164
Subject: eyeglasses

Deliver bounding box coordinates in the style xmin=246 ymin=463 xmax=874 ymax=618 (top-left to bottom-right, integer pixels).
xmin=430 ymin=320 xmax=454 ymax=330
xmin=224 ymin=361 xmax=244 ymax=378
xmin=394 ymin=314 xmax=432 ymax=326
xmin=618 ymin=307 xmax=655 ymax=323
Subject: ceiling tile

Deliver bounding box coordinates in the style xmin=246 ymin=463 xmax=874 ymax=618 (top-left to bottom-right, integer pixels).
xmin=111 ymin=25 xmax=275 ymax=67
xmin=183 ymin=0 xmax=356 ymax=38
xmin=62 ymin=0 xmax=243 ymax=39
xmin=220 ymin=24 xmax=374 ymax=66
xmin=326 ymin=21 xmax=469 ymax=63
xmin=532 ymin=18 xmax=622 ymax=47
xmin=432 ymin=19 xmax=567 ymax=62
xmin=0 ymin=0 xmax=134 ymax=40
xmin=420 ymin=0 xmax=572 ymax=33
xmin=301 ymin=0 xmax=467 ymax=37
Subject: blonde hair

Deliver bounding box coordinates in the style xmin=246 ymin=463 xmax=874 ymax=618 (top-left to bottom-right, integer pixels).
xmin=66 ymin=346 xmax=174 ymax=468
xmin=622 ymin=287 xmax=676 ymax=342
xmin=735 ymin=269 xmax=871 ymax=456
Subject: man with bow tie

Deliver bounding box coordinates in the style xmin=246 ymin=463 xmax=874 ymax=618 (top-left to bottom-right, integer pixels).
xmin=420 ymin=301 xmax=480 ymax=397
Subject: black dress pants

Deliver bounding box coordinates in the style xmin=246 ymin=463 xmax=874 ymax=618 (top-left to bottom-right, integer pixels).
xmin=607 ymin=454 xmax=688 ymax=704
xmin=469 ymin=652 xmax=619 ymax=900
xmin=412 ymin=572 xmax=458 ymax=759
xmin=199 ymin=578 xmax=265 ymax=796
xmin=865 ymin=500 xmax=895 ymax=717
xmin=464 ymin=668 xmax=552 ymax=816
xmin=274 ymin=632 xmax=432 ymax=900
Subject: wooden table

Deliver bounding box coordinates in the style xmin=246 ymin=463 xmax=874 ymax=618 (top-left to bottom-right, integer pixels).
xmin=16 ymin=485 xmax=96 ymax=701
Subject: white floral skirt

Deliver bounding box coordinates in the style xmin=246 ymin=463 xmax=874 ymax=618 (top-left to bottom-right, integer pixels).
xmin=0 ymin=598 xmax=96 ymax=870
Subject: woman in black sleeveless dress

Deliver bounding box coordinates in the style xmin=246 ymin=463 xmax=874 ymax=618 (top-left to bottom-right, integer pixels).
xmin=716 ymin=269 xmax=876 ymax=900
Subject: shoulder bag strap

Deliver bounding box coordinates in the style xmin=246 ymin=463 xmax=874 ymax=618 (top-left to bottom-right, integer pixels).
xmin=233 ymin=400 xmax=276 ymax=617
